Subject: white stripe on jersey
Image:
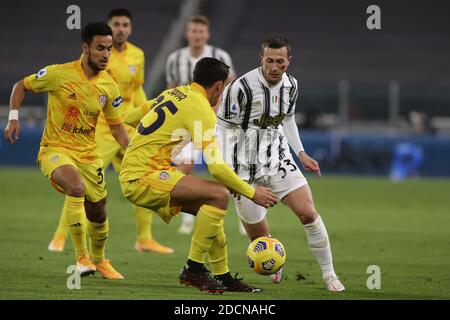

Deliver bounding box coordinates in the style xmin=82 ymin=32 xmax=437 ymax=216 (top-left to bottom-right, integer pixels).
xmin=216 ymin=67 xmax=299 ymax=181
xmin=165 ymin=44 xmax=235 ymax=86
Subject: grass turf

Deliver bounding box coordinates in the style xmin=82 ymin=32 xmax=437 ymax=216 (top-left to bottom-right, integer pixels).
xmin=0 ymin=167 xmax=449 ymax=300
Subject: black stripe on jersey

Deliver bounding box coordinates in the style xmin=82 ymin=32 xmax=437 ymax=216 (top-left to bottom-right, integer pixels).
xmin=168 ymin=59 xmax=175 ymax=84
xmin=232 ymin=142 xmax=239 ymax=174
xmin=240 ymin=77 xmax=253 ymax=132
xmin=249 ymin=164 xmax=257 ymax=181
xmin=266 ymin=143 xmax=272 ymax=168
xmin=237 ymin=89 xmax=244 ymax=105
xmin=287 ymin=74 xmax=298 ymax=115
xmin=188 ymin=59 xmax=193 ymax=83
xmin=279 ymin=84 xmax=284 ymax=117
xmin=175 ymin=51 xmax=181 ymax=85
xmin=224 ymin=79 xmax=237 ymax=119
xmin=278 ymin=135 xmax=286 ymax=160
xmin=260 ymin=82 xmax=271 ymax=129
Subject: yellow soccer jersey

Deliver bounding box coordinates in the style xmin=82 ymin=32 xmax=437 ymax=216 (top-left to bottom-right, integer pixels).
xmin=23 ymin=59 xmax=124 ymax=163
xmin=119 ymin=82 xmax=255 ymax=199
xmin=96 ymin=42 xmax=146 ymax=142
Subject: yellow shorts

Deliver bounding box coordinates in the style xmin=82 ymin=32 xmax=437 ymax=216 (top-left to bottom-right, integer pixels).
xmin=37 ymin=147 xmax=107 ymax=203
xmin=97 ymin=138 xmax=123 ymax=172
xmin=120 ymin=168 xmax=185 ymax=224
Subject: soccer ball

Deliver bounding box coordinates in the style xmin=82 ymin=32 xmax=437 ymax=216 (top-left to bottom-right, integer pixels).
xmin=246 ymin=237 xmax=286 ymax=275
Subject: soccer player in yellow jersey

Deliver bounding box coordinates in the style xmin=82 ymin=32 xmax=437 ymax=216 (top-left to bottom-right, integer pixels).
xmin=48 ymin=8 xmax=173 ymax=254
xmin=4 ymin=22 xmax=130 ymax=279
xmin=120 ymin=58 xmax=278 ymax=293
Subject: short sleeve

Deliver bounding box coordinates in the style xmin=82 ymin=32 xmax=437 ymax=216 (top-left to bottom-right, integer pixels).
xmin=102 ymin=83 xmax=124 ymax=125
xmin=219 ymin=50 xmax=235 ymax=77
xmin=23 ymin=65 xmax=59 ymax=92
xmin=217 ymin=80 xmax=245 ymax=126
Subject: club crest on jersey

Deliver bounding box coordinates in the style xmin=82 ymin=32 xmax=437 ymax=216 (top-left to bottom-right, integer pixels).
xmin=128 ymin=65 xmax=136 ymax=74
xmin=99 ymin=95 xmax=107 ymax=106
xmin=35 ymin=68 xmax=47 ymax=79
xmin=112 ymin=96 xmax=123 ymax=108
xmin=159 ymin=172 xmax=170 ymax=180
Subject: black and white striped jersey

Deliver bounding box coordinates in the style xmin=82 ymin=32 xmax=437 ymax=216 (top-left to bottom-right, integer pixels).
xmin=216 ymin=67 xmax=299 ymax=181
xmin=166 ymin=44 xmax=235 ymax=86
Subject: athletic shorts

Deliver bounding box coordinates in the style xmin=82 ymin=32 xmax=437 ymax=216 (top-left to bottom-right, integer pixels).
xmin=120 ymin=168 xmax=185 ymax=224
xmin=233 ymin=161 xmax=308 ymax=224
xmin=37 ymin=146 xmax=107 ymax=203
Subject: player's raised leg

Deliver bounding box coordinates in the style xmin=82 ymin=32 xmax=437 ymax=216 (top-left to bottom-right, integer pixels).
xmin=282 ymin=185 xmax=345 ymax=292
xmin=50 ymin=164 xmax=95 ymax=277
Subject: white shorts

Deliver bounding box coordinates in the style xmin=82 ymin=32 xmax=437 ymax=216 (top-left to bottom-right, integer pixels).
xmin=173 ymin=142 xmax=203 ymax=165
xmin=233 ymin=162 xmax=308 ymax=224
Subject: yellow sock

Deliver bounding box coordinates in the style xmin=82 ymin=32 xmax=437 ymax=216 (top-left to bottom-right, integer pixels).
xmin=134 ymin=205 xmax=152 ymax=242
xmin=188 ymin=205 xmax=226 ymax=264
xmin=87 ymin=218 xmax=109 ymax=263
xmin=54 ymin=206 xmax=69 ymax=238
xmin=63 ymin=195 xmax=87 ymax=258
xmin=208 ymin=220 xmax=229 ymax=276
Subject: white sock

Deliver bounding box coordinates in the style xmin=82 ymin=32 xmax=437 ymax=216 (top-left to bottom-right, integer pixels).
xmin=181 ymin=212 xmax=195 ymax=225
xmin=303 ymin=215 xmax=336 ymax=279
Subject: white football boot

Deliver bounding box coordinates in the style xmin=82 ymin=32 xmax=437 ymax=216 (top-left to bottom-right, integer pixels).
xmin=270 ymin=267 xmax=283 ymax=284
xmin=324 ymin=274 xmax=345 ymax=292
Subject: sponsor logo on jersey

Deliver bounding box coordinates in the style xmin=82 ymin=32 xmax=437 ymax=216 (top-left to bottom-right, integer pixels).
xmin=253 ymin=114 xmax=286 ymax=128
xmin=112 ymin=96 xmax=122 ymax=108
xmin=99 ymin=95 xmax=107 ymax=107
xmin=65 ymin=106 xmax=79 ymax=123
xmin=35 ymin=68 xmax=47 ymax=79
xmin=159 ymin=171 xmax=170 ymax=180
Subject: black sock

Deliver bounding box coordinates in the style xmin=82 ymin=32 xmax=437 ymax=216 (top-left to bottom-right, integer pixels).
xmin=186 ymin=259 xmax=204 ymax=270
xmin=215 ymin=272 xmax=233 ymax=282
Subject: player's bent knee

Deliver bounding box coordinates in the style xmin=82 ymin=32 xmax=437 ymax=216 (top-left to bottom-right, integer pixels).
xmin=66 ymin=182 xmax=85 ymax=198
xmin=210 ymin=185 xmax=230 ymax=210
xmin=298 ymin=205 xmax=318 ymax=224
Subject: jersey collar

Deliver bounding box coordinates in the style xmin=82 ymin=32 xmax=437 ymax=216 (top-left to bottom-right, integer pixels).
xmin=257 ymin=67 xmax=285 ymax=89
xmin=191 ymin=82 xmax=208 ymax=99
xmin=76 ymin=58 xmax=101 ymax=83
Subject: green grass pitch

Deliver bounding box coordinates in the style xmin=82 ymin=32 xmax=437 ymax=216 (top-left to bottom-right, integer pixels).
xmin=1 ymin=167 xmax=449 ymax=300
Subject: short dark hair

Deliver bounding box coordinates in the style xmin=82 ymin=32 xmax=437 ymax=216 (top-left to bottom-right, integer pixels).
xmin=81 ymin=22 xmax=112 ymax=45
xmin=108 ymin=8 xmax=132 ymax=21
xmin=193 ymin=58 xmax=229 ymax=87
xmin=261 ymin=35 xmax=291 ymax=56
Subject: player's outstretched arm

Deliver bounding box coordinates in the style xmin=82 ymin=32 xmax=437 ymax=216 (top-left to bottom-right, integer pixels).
xmin=4 ymin=80 xmax=27 ymax=144
xmin=109 ymin=123 xmax=130 ymax=149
